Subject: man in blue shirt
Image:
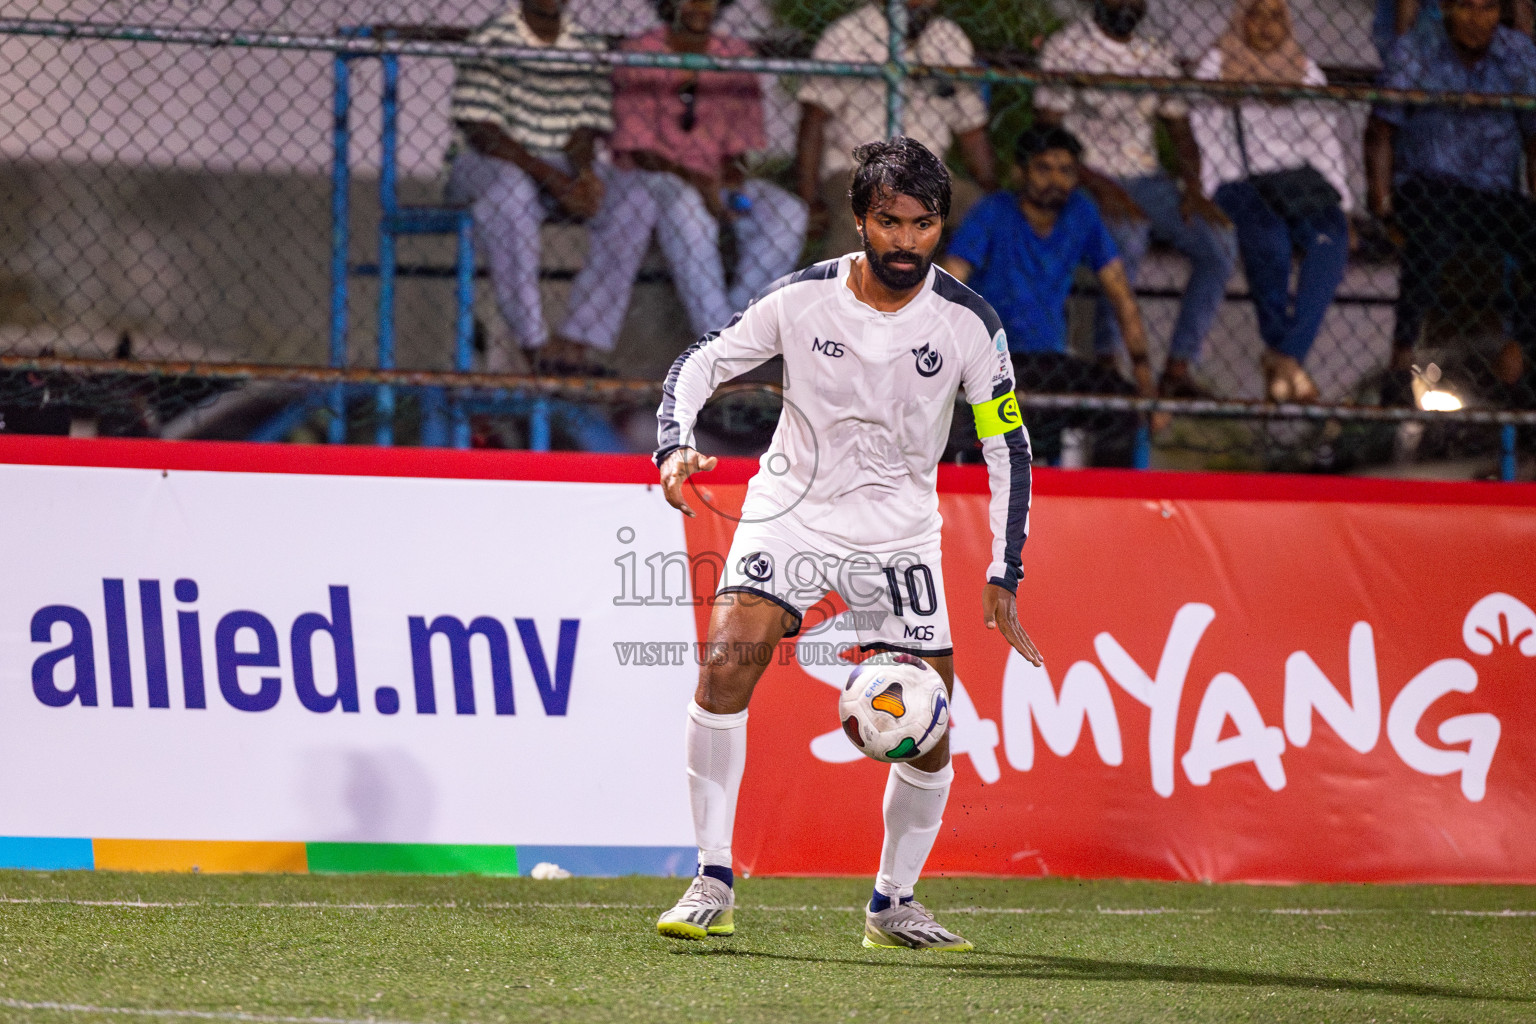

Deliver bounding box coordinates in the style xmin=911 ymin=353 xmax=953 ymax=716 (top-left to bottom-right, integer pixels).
xmin=943 ymin=125 xmax=1156 ymax=466
xmin=1366 ymin=0 xmax=1536 ymax=406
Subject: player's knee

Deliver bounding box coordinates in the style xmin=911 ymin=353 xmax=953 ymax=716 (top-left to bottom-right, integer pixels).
xmin=910 ymin=750 xmax=951 ymax=775
xmin=694 ymin=660 xmax=758 ymax=715
xmin=910 ymin=736 xmax=952 ymax=774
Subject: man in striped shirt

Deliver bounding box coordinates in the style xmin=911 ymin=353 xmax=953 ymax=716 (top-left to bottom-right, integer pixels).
xmin=447 ymin=0 xmax=658 ymax=374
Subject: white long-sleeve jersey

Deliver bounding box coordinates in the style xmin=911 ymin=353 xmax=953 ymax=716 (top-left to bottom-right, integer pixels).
xmin=656 ymin=255 xmax=1033 ymax=592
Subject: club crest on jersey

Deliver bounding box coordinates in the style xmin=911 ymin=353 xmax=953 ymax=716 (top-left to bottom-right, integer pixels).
xmin=738 ymin=551 xmax=774 ymax=583
xmin=912 ymin=343 xmax=943 ymax=378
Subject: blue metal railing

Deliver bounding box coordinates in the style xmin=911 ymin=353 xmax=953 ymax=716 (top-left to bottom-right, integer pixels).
xmin=330 ymin=35 xmax=478 ymax=449
xmin=327 ymin=54 xmax=351 ymax=446
xmin=321 ymin=7 xmax=920 ymax=454
xmin=328 ymin=29 xmax=645 ymax=452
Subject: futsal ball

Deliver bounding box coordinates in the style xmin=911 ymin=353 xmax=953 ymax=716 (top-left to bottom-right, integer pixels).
xmin=839 ymin=654 xmax=950 ymax=763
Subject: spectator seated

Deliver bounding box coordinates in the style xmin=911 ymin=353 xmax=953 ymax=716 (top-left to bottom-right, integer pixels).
xmin=1034 ymin=0 xmax=1238 ymax=399
xmin=942 ymin=126 xmax=1157 ymax=467
xmin=608 ymin=0 xmax=808 ymax=347
xmin=1367 ymin=0 xmax=1536 ymax=408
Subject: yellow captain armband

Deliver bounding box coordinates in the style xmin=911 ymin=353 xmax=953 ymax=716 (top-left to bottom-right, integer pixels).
xmin=973 ymin=392 xmax=1022 ymax=438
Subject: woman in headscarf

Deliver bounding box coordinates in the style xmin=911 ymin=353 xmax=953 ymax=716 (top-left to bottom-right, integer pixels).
xmin=1192 ymin=0 xmax=1353 ymax=402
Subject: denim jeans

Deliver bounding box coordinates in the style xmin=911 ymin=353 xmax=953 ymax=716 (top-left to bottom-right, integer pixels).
xmin=1095 ymin=171 xmax=1238 ymax=364
xmin=1214 ymin=180 xmax=1349 ymax=365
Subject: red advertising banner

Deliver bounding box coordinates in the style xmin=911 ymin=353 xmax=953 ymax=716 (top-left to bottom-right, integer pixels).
xmin=684 ymin=469 xmax=1536 ymax=883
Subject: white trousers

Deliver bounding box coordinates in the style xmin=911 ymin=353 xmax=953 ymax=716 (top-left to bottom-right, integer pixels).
xmin=445 ymin=147 xmax=658 ymax=353
xmin=628 ymin=171 xmax=809 ymax=337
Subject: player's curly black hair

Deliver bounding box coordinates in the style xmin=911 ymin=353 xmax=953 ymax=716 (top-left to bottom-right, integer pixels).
xmin=653 ymin=0 xmax=737 ymax=23
xmin=848 ymin=136 xmax=952 ymax=221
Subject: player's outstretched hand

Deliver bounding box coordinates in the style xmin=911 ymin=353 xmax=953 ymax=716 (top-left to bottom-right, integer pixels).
xmin=983 ymin=583 xmax=1043 ymax=667
xmin=660 ymin=446 xmax=719 ymax=518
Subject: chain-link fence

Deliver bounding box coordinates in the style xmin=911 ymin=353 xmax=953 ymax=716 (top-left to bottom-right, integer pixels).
xmin=0 ymin=0 xmax=1532 ymax=476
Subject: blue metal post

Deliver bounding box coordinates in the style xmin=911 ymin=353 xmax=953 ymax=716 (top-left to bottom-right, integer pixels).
xmin=451 ymin=211 xmax=475 ymax=449
xmin=884 ymin=0 xmax=906 ymax=139
xmin=1501 ymin=423 xmax=1517 ymax=482
xmin=419 ymin=390 xmax=448 ymax=446
xmin=328 ymin=54 xmax=351 ymax=444
xmin=529 ymin=396 xmax=552 ymax=451
xmin=375 ymin=52 xmax=400 ymax=447
xmin=1133 ymin=424 xmax=1152 ymax=470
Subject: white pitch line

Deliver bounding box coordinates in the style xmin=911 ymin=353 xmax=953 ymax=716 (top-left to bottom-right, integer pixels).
xmin=0 ymin=899 xmax=438 ymax=910
xmin=0 ymin=899 xmax=192 ymax=908
xmin=1 ymin=897 xmax=1533 ymax=917
xmin=924 ymin=906 xmax=1065 ymax=915
xmin=0 ymin=997 xmax=430 ymax=1024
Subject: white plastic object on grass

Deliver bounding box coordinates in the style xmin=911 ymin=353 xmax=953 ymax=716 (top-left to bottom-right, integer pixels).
xmin=530 ymin=862 xmax=572 ymax=880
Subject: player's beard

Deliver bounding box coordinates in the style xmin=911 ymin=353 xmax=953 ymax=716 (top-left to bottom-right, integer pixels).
xmin=864 ymin=241 xmax=931 ymax=292
xmin=1026 ymin=184 xmax=1070 ymax=212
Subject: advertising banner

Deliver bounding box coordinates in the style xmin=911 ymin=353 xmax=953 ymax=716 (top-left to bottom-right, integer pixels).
xmin=2 ymin=437 xmax=1534 ymax=882
xmin=0 ymin=440 xmax=699 ymax=874
xmin=681 ymin=473 xmax=1536 ymax=884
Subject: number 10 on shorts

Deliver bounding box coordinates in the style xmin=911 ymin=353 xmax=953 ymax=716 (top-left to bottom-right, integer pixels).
xmin=883 ymin=564 xmax=938 ymax=618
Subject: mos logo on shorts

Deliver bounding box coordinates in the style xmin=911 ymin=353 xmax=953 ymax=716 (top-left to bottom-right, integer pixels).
xmin=738 ymin=551 xmax=773 ymax=583
xmin=912 ymin=343 xmax=943 ymax=378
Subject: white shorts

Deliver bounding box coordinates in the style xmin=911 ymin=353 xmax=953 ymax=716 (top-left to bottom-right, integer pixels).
xmin=718 ymin=514 xmax=952 ymax=657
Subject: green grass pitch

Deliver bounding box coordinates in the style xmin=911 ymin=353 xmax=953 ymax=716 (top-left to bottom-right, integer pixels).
xmin=0 ymin=870 xmax=1532 ymax=1023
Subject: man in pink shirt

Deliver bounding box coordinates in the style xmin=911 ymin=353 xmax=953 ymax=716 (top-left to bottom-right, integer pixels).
xmin=611 ymin=0 xmax=808 ymax=337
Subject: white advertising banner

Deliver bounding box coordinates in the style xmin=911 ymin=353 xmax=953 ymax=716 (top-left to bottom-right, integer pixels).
xmin=0 ymin=462 xmax=698 ymax=847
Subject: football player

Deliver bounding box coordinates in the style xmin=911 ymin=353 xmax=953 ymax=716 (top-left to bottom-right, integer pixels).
xmin=653 ymin=137 xmax=1041 ymax=951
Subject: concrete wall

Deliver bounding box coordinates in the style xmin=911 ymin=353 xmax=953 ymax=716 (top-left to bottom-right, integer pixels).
xmin=0 ymin=160 xmax=698 ymax=382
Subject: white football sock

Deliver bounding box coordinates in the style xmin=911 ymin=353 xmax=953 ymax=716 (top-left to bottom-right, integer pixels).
xmin=874 ymin=761 xmax=954 ymax=900
xmin=686 ymin=700 xmax=748 ymax=870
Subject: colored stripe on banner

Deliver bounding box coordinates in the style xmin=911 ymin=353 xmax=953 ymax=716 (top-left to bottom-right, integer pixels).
xmin=516 ymin=846 xmax=696 ymax=878
xmin=92 ymin=840 xmax=308 ymax=874
xmin=0 ymin=837 xmax=94 ymax=871
xmin=306 ymin=843 xmax=519 ymax=876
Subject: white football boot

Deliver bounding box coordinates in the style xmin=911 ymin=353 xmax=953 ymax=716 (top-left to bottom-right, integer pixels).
xmin=863 ymin=899 xmax=973 ymax=951
xmin=656 ymin=874 xmax=735 ymax=940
